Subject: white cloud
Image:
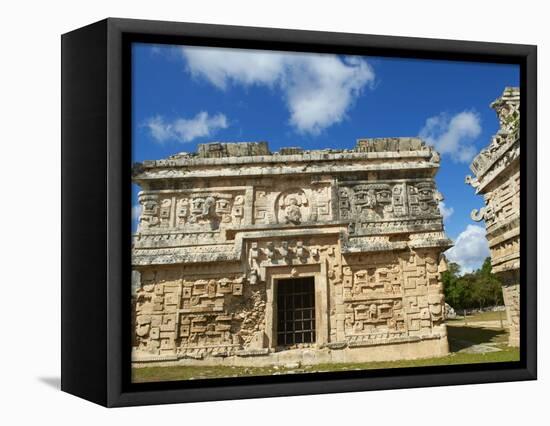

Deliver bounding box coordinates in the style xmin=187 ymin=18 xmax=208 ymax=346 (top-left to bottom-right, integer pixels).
xmin=419 ymin=111 xmax=481 ymax=163
xmin=182 ymin=47 xmax=283 ymax=89
xmin=180 ymin=47 xmax=375 ymax=135
xmin=145 ymin=112 xmax=228 ymax=143
xmin=445 ymin=224 xmax=490 ymax=273
xmin=439 ymin=201 xmax=454 ymax=221
xmin=132 ymin=204 xmax=141 ymax=221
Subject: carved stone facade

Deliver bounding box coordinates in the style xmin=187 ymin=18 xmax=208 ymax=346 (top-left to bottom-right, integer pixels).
xmin=467 ymin=87 xmax=520 ymax=347
xmin=132 ymin=138 xmax=452 ymax=366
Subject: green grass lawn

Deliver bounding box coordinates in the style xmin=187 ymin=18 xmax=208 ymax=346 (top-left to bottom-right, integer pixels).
xmin=448 ymin=310 xmax=507 ymax=323
xmin=133 ymin=323 xmax=519 ymax=383
xmin=133 ymin=347 xmax=519 ymax=383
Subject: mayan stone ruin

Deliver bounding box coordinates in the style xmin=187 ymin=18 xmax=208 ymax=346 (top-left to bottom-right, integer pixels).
xmin=467 ymin=87 xmax=520 ymax=347
xmin=132 ymin=137 xmax=453 ymax=366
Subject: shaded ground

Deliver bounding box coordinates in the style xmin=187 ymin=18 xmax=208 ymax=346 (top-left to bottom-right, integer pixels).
xmin=133 ymin=315 xmax=519 ymax=383
xmin=447 ymin=324 xmax=508 ymax=352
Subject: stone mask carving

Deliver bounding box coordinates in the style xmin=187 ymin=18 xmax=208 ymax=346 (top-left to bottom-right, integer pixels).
xmin=277 ymin=190 xmax=308 ymax=225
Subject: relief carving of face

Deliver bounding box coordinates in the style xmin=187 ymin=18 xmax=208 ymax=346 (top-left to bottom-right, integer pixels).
xmin=417 ymin=185 xmax=434 ymax=200
xmin=216 ymin=198 xmax=230 ymax=214
xmin=277 ymin=190 xmax=308 ymax=225
xmin=139 ymin=198 xmax=160 ymax=228
xmin=376 ymin=188 xmax=391 ymax=204
xmin=143 ymin=200 xmax=158 ymax=215
xmin=285 ymin=197 xmax=302 ymax=224
xmin=355 ymin=189 xmax=377 ymax=209
xmin=417 ymin=183 xmax=437 ymax=211
xmin=191 ymin=198 xmax=203 ymax=212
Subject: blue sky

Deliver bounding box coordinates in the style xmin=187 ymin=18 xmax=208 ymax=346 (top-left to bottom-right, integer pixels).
xmin=131 ymin=43 xmax=519 ymax=273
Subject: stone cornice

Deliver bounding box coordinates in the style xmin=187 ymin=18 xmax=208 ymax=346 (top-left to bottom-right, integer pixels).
xmin=133 ymin=138 xmax=441 ymax=182
xmin=138 ymin=149 xmax=433 ymax=169
xmin=133 ymin=159 xmax=438 ymax=182
xmin=133 ymin=153 xmax=439 ymax=183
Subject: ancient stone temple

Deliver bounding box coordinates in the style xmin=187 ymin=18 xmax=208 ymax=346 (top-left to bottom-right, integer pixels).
xmin=132 ymin=137 xmax=452 ymax=366
xmin=467 ymin=87 xmax=520 ymax=347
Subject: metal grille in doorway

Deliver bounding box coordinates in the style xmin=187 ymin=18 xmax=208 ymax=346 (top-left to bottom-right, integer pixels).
xmin=276 ymin=277 xmax=316 ymax=346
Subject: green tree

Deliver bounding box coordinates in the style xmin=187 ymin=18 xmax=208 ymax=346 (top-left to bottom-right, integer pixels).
xmin=442 ymin=262 xmax=463 ymax=309
xmin=441 ymin=257 xmax=503 ymax=310
xmin=477 ymin=257 xmax=504 ymax=306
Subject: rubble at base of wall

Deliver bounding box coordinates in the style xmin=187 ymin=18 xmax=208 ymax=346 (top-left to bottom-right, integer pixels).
xmin=131 ymin=333 xmax=448 ymax=368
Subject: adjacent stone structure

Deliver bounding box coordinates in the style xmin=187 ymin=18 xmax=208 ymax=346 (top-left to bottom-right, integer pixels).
xmin=467 ymin=87 xmax=520 ymax=347
xmin=132 ymin=137 xmax=452 ymax=367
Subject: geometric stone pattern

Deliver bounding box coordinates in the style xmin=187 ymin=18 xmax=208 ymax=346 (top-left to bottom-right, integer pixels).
xmin=467 ymin=87 xmax=520 ymax=346
xmin=132 ymin=137 xmax=453 ymax=364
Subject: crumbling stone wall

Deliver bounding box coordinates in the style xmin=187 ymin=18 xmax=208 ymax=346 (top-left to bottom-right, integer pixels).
xmin=467 ymin=87 xmax=520 ymax=347
xmin=132 ymin=138 xmax=452 ymax=365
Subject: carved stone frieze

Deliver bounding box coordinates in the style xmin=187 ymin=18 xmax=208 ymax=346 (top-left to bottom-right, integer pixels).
xmin=338 ymin=180 xmax=443 ymax=237
xmin=137 ymin=189 xmax=248 ymax=236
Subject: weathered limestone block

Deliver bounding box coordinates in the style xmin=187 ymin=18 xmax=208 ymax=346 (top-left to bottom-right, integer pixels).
xmin=132 ymin=137 xmax=452 ymax=365
xmin=467 ymin=87 xmax=520 ymax=347
xmin=501 ymin=273 xmax=520 ymax=347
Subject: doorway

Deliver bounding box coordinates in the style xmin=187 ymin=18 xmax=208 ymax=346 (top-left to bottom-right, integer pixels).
xmin=276 ymin=277 xmax=316 ymax=347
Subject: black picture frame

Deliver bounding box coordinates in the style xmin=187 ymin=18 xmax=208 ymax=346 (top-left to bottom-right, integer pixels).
xmin=61 ymin=17 xmax=537 ymax=407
